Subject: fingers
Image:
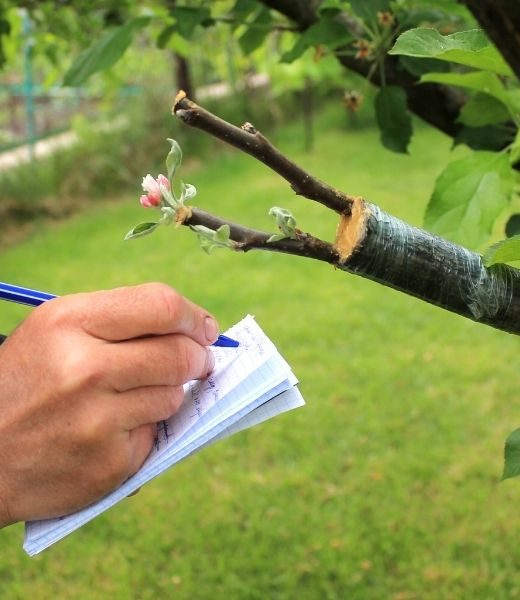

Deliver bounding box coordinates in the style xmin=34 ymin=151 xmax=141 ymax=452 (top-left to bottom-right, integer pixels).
xmin=105 ymin=334 xmax=215 ymax=391
xmin=128 ymin=423 xmax=157 ymax=475
xmin=117 ymin=385 xmax=185 ymax=430
xmin=53 ymin=283 xmax=220 ymax=345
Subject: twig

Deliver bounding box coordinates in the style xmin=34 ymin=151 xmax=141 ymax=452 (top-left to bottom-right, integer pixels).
xmin=173 ymin=91 xmax=354 ymax=216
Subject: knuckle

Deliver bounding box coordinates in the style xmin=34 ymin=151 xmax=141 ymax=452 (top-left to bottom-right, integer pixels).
xmin=150 ymin=283 xmax=183 ymax=325
xmin=78 ymin=406 xmax=115 ymax=446
xmin=170 ymin=386 xmax=185 ymax=413
xmin=172 ymin=341 xmax=193 ymax=381
xmin=59 ymin=348 xmax=106 ymax=392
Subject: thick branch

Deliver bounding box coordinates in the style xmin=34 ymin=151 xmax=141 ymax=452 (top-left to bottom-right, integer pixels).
xmin=461 ymin=0 xmax=520 ymax=81
xmin=175 ymin=95 xmax=520 ymax=336
xmin=173 ymin=91 xmax=354 ymax=215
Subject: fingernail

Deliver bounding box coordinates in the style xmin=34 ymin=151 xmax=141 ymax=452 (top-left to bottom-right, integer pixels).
xmin=204 ymin=316 xmax=219 ymax=343
xmin=206 ymin=348 xmax=215 ymax=375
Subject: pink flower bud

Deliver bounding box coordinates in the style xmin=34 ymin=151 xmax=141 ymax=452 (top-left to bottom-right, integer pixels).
xmin=157 ymin=174 xmax=170 ymax=190
xmin=141 ymin=174 xmax=161 ymax=204
xmin=139 ymin=193 xmax=159 ymax=208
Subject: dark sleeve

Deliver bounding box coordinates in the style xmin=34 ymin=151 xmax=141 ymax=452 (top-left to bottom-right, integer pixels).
xmin=0 ymin=335 xmax=6 ymax=345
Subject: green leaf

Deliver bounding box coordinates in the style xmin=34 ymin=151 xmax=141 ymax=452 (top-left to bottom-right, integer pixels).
xmin=483 ymin=235 xmax=520 ymax=267
xmin=166 ymin=138 xmax=182 ymax=182
xmin=157 ymin=24 xmax=176 ymax=49
xmin=238 ymin=7 xmax=272 ymax=55
xmin=215 ymin=224 xmax=231 ymax=244
xmin=398 ymin=55 xmax=450 ymax=77
xmin=389 ymin=28 xmax=513 ymax=76
xmin=281 ymin=16 xmax=352 ymax=63
xmin=420 ymin=71 xmax=518 ymax=120
xmin=454 ymin=124 xmax=514 ymax=152
xmin=230 ymin=0 xmax=258 ymax=26
xmin=374 ymin=86 xmax=413 ymax=154
xmin=424 ymin=151 xmax=515 ymax=249
xmin=171 ymin=6 xmax=211 ymax=39
xmin=124 ymin=221 xmax=159 ymax=240
xmin=349 ymin=0 xmax=391 ymax=26
xmin=63 ymin=16 xmax=151 ymax=86
xmin=505 ymin=214 xmax=520 ymax=237
xmin=458 ymin=93 xmax=511 ymax=128
xmin=510 ymin=129 xmax=520 ymax=165
xmin=502 ymin=429 xmax=520 ymax=480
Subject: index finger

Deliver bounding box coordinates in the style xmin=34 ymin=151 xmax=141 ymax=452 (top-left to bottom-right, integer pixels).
xmin=65 ymin=283 xmax=219 ymax=344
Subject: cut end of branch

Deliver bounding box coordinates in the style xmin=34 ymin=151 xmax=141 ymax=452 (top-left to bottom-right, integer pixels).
xmin=172 ymin=89 xmax=196 ymax=115
xmin=334 ymin=197 xmax=369 ymax=263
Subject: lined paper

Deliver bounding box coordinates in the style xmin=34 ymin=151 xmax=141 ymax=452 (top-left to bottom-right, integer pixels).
xmin=24 ymin=315 xmax=304 ymax=556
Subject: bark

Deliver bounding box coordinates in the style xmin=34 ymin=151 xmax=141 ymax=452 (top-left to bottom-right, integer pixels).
xmin=173 ymin=93 xmax=520 ymax=336
xmin=461 ymin=0 xmax=520 ymax=81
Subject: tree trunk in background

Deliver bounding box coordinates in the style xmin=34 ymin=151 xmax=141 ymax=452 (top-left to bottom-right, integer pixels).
xmin=461 ymin=0 xmax=520 ymax=81
xmin=174 ymin=54 xmax=195 ymax=101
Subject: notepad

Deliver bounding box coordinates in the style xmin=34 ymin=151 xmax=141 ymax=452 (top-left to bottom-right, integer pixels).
xmin=23 ymin=315 xmax=305 ymax=556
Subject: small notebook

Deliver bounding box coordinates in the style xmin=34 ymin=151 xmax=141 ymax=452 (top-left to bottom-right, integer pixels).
xmin=23 ymin=315 xmax=305 ymax=556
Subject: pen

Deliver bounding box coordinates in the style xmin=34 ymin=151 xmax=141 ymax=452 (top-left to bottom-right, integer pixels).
xmin=0 ymin=281 xmax=240 ymax=348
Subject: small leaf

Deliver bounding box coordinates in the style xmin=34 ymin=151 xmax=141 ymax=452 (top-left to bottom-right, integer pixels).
xmin=424 ymin=151 xmax=515 ymax=249
xmin=181 ymin=182 xmax=197 ymax=202
xmin=483 ymin=235 xmax=520 ymax=267
xmin=349 ymin=0 xmax=391 ymax=25
xmin=458 ymin=93 xmax=511 ymax=128
xmin=281 ymin=17 xmax=352 ymax=63
xmin=124 ymin=221 xmax=159 ymax=240
xmin=505 ymin=214 xmax=520 ymax=237
xmin=389 ymin=28 xmax=513 ymax=76
xmin=166 ymin=138 xmax=182 ymax=182
xmin=420 ymin=71 xmax=516 ymax=119
xmin=510 ymin=129 xmax=520 ymax=165
xmin=238 ymin=6 xmax=272 ymax=55
xmin=503 ymin=429 xmax=520 ymax=480
xmin=230 ymin=0 xmax=258 ymax=27
xmin=171 ymin=6 xmax=211 ymax=39
xmin=374 ymin=86 xmax=413 ymax=154
xmin=215 ymin=224 xmax=231 ymax=243
xmin=454 ymin=124 xmax=514 ymax=152
xmin=157 ymin=24 xmax=176 ymax=49
xmin=398 ymin=55 xmax=450 ymax=77
xmin=63 ymin=16 xmax=151 ymax=86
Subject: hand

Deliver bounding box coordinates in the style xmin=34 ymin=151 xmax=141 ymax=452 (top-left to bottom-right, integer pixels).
xmin=0 ymin=283 xmax=218 ymax=527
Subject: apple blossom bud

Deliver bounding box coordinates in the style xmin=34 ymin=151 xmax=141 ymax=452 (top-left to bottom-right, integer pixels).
xmin=157 ymin=174 xmax=170 ymax=190
xmin=139 ymin=193 xmax=158 ymax=208
xmin=141 ymin=174 xmax=161 ymax=204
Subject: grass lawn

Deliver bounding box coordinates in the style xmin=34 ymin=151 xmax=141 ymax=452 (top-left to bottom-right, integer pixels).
xmin=1 ymin=104 xmax=520 ymax=599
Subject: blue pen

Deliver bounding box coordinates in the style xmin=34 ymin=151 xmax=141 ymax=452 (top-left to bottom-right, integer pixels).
xmin=0 ymin=281 xmax=239 ymax=348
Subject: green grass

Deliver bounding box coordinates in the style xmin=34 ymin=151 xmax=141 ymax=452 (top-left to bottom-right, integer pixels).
xmin=1 ymin=105 xmax=520 ymax=599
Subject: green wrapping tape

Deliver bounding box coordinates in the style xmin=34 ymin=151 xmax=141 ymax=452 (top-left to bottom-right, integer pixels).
xmin=339 ymin=202 xmax=520 ymax=332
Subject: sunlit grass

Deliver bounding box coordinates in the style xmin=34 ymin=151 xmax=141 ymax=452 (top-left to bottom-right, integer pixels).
xmin=1 ymin=105 xmax=519 ymax=599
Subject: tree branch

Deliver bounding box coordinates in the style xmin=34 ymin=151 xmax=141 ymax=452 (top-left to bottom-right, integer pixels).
xmin=173 ymin=91 xmax=354 ymax=215
xmin=187 ymin=207 xmax=339 ymax=263
xmin=461 ymin=0 xmax=520 ymax=81
xmin=174 ymin=93 xmax=520 ymax=336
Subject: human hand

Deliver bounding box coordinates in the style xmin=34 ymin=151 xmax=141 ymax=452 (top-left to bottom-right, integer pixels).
xmin=0 ymin=283 xmax=218 ymax=527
